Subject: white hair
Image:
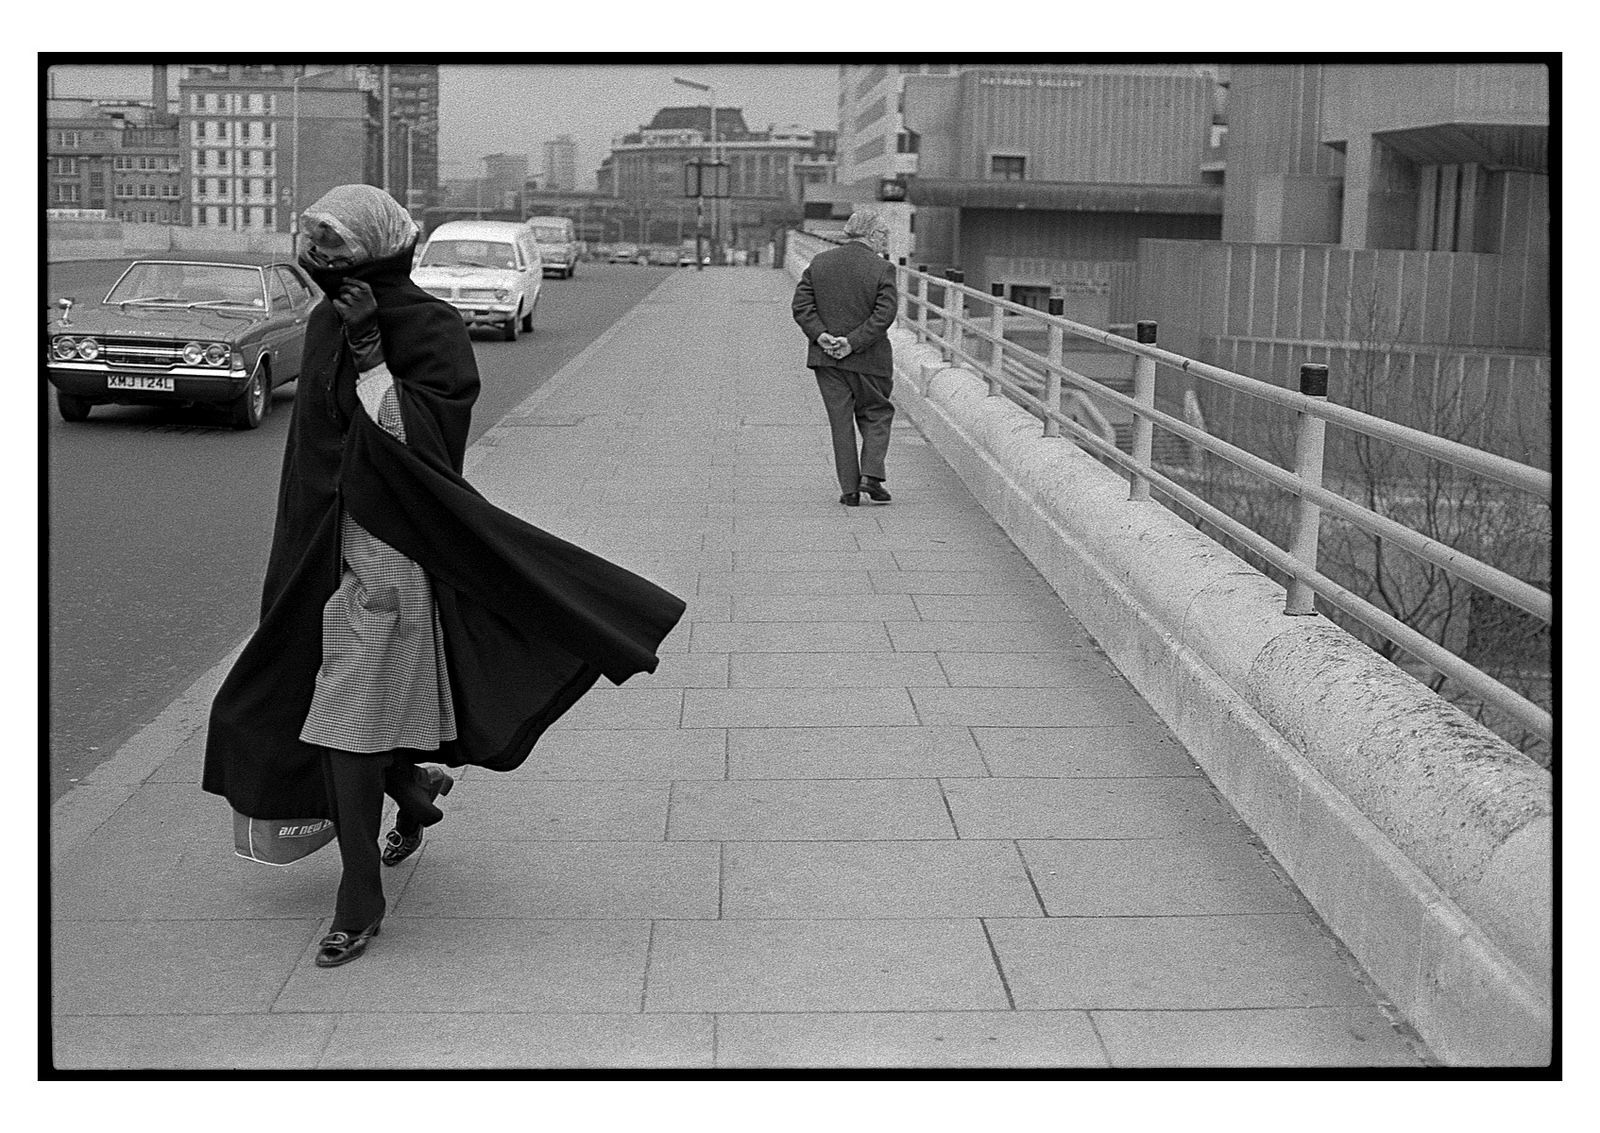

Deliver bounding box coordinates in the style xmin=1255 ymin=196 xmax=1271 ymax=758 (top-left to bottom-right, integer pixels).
xmin=843 ymin=208 xmax=887 ymax=239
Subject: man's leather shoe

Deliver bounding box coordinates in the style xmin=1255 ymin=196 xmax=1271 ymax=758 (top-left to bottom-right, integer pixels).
xmin=860 ymin=479 xmax=891 ymax=503
xmin=839 ymin=492 xmax=860 ymax=506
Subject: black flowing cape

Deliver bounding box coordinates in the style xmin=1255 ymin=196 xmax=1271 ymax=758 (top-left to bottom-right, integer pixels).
xmin=203 ymin=245 xmax=685 ymax=819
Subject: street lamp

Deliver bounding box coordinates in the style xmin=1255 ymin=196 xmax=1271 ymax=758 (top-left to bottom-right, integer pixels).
xmin=673 ymin=75 xmax=716 ymax=267
xmin=289 ymin=68 xmax=302 ymax=237
xmin=403 ymin=116 xmax=437 ymax=213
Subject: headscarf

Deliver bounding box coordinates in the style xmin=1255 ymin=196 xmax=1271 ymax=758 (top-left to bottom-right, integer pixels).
xmin=298 ymin=184 xmax=418 ymax=269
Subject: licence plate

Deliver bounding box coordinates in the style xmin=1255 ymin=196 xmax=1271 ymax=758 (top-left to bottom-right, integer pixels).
xmin=107 ymin=374 xmax=175 ymax=392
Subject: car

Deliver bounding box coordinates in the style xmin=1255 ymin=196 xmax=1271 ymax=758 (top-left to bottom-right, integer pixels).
xmin=411 ymin=220 xmax=542 ymax=341
xmin=646 ymin=245 xmax=680 ymax=267
xmin=677 ymin=249 xmax=711 ymax=267
xmin=44 ymin=258 xmax=315 ymax=429
xmin=607 ymin=243 xmax=641 ymax=264
xmin=526 ymin=215 xmax=578 ymax=279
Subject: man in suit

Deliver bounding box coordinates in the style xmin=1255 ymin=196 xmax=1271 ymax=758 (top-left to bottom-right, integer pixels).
xmin=792 ymin=208 xmax=899 ymax=506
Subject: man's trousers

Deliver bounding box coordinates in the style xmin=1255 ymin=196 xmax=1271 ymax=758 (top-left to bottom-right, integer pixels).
xmin=813 ymin=365 xmax=894 ymax=493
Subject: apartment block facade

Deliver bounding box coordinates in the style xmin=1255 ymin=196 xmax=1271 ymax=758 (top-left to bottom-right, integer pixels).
xmin=543 ymin=134 xmax=577 ymax=194
xmin=46 ymin=98 xmax=183 ymax=224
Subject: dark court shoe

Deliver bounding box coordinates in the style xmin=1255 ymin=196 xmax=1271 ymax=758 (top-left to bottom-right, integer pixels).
xmin=390 ymin=764 xmax=455 ymax=828
xmin=839 ymin=492 xmax=861 ymax=507
xmin=860 ymin=479 xmax=891 ymax=503
xmin=381 ymin=827 xmax=423 ymax=867
xmin=315 ymin=917 xmax=382 ymax=967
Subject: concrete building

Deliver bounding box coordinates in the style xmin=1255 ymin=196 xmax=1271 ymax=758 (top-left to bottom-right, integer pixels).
xmin=178 ymin=64 xmax=379 ymax=233
xmin=833 ymin=63 xmax=958 ymax=186
xmin=543 ymin=133 xmax=578 ymax=194
xmin=482 ymin=152 xmax=530 ymax=211
xmin=46 ymin=94 xmax=182 ymax=224
xmin=372 ymin=64 xmax=440 ymax=212
xmin=901 ymin=64 xmax=1226 ymax=323
xmin=1136 ymin=61 xmax=1550 ymax=464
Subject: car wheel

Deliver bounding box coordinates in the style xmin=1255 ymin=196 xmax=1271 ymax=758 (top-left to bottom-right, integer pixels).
xmin=566 ymin=264 xmax=576 ymax=279
xmin=502 ymin=304 xmax=520 ymax=341
xmin=56 ymin=390 xmax=92 ymax=422
xmin=230 ymin=362 xmax=267 ymax=429
xmin=520 ymin=304 xmax=534 ymax=332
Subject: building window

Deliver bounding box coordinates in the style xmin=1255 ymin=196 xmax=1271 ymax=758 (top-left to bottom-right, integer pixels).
xmin=191 ymin=93 xmax=203 ymax=111
xmin=56 ymin=184 xmax=79 ymax=203
xmin=896 ymin=131 xmax=920 ymax=155
xmin=991 ymin=155 xmax=1027 ymax=180
xmin=54 ymin=157 xmax=78 ymax=175
xmin=217 ymin=206 xmax=228 ymax=226
xmin=56 ymin=131 xmax=81 ymax=147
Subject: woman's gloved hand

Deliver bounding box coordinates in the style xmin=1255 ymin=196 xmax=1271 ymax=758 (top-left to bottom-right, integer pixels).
xmin=331 ymin=280 xmax=384 ymax=372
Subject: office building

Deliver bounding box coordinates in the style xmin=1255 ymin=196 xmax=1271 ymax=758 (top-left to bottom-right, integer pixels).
xmin=46 ymin=94 xmax=182 ymax=224
xmin=543 ymin=134 xmax=577 ymax=194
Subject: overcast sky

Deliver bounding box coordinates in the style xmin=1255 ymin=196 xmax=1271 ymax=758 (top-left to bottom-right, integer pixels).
xmin=46 ymin=62 xmax=843 ymax=190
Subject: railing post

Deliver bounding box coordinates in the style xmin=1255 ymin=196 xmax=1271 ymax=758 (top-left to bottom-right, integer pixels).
xmin=988 ymin=281 xmax=1005 ymax=396
xmin=915 ymin=264 xmax=928 ymax=340
xmin=1044 ymin=296 xmax=1064 ymax=437
xmin=1285 ymin=362 xmax=1330 ymax=616
xmin=945 ymin=268 xmax=965 ymax=364
xmin=896 ymin=257 xmax=908 ymax=322
xmin=1129 ymin=320 xmax=1158 ymax=501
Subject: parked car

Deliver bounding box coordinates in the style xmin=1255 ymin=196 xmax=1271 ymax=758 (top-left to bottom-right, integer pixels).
xmin=526 ymin=215 xmax=578 ymax=279
xmin=607 ymin=243 xmax=641 ymax=264
xmin=411 ymin=220 xmax=542 ymax=341
xmin=44 ymin=259 xmax=315 ymax=428
xmin=677 ymin=249 xmax=709 ymax=267
xmin=646 ymin=245 xmax=680 ymax=266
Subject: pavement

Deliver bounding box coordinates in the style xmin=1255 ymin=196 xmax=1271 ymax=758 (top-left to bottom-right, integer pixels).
xmin=48 ymin=266 xmax=1431 ymax=1071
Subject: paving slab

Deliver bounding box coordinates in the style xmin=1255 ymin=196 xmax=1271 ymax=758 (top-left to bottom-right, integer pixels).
xmin=698 ymin=570 xmax=876 ymax=595
xmin=683 ymin=687 xmax=917 ymax=728
xmin=446 ymin=779 xmax=672 ymax=841
xmin=871 ymin=571 xmax=1054 ymax=596
xmin=53 ymin=919 xmax=322 ymax=1015
xmin=644 ymin=919 xmax=1008 ymax=1013
xmin=722 ymin=840 xmax=1041 ymax=918
xmin=398 ymin=841 xmax=720 ymax=920
xmin=318 ymin=1012 xmax=716 ymax=1069
xmin=1089 ymin=1006 xmax=1425 ymax=1068
xmin=727 ymin=726 xmax=986 ymax=779
xmin=887 ymin=620 xmax=1098 ymax=652
xmin=52 ymin=1013 xmax=339 ymax=1070
xmin=987 ymin=915 xmax=1379 ymax=1010
xmin=936 ymin=652 xmax=1125 ymax=688
xmin=272 ymin=919 xmax=652 ymax=1013
xmin=734 ymin=550 xmax=899 ymax=572
xmin=716 ymin=1011 xmax=1108 ymax=1069
xmin=1020 ymin=838 xmax=1304 ymax=917
xmin=514 ymin=728 xmax=726 ymax=780
xmin=731 ymin=593 xmax=920 ymax=623
xmin=690 ymin=621 xmax=893 ymax=653
xmin=972 ymin=724 xmax=1198 ymax=777
xmin=728 ymin=651 xmax=947 ymax=688
xmin=943 ymin=777 xmax=1245 ymax=840
xmin=668 ymin=779 xmax=956 ymax=840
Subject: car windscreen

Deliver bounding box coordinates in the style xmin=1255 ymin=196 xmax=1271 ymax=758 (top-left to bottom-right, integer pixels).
xmin=107 ymin=263 xmax=266 ymax=308
xmin=420 ymin=240 xmax=518 ymax=269
xmin=532 ymin=227 xmax=568 ymax=244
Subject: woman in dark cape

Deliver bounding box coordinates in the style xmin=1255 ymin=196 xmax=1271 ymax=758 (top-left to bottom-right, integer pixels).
xmin=203 ymin=185 xmax=684 ymax=966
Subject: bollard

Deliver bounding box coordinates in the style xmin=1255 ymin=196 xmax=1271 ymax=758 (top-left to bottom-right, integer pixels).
xmin=1285 ymin=362 xmax=1330 ymax=615
xmin=897 ymin=257 xmax=909 ymax=322
xmin=1044 ymin=296 xmax=1064 ymax=438
xmin=1128 ymin=320 xmax=1158 ymax=501
xmin=988 ymin=282 xmax=1006 ymax=396
xmin=945 ymin=269 xmax=965 ymax=364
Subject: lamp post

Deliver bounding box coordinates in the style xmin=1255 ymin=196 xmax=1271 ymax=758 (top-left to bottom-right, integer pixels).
xmin=289 ymin=68 xmax=302 ymax=237
xmin=673 ymin=75 xmax=715 ymax=268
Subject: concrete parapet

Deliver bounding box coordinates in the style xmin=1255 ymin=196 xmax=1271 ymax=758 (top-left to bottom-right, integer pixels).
xmin=888 ymin=325 xmax=1552 ymax=1065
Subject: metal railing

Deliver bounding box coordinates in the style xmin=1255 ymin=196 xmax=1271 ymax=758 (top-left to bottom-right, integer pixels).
xmin=895 ymin=261 xmax=1553 ymax=743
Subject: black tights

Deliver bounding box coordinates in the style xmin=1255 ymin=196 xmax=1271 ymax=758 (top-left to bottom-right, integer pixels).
xmin=320 ymin=750 xmax=433 ymax=933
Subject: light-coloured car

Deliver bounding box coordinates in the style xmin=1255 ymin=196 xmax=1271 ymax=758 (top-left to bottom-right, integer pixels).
xmin=526 ymin=215 xmax=578 ymax=279
xmin=411 ymin=220 xmax=542 ymax=341
xmin=607 ymin=243 xmax=641 ymax=264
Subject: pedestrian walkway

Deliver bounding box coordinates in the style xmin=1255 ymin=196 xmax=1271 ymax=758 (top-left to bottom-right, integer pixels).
xmin=49 ymin=267 xmax=1430 ymax=1070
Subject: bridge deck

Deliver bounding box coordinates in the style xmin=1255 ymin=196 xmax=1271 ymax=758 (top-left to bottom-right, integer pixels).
xmin=50 ymin=267 xmax=1428 ymax=1069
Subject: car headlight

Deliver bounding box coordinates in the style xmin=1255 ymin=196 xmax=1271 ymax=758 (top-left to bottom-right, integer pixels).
xmin=182 ymin=342 xmax=204 ymax=365
xmin=75 ymin=337 xmax=100 ymax=361
xmin=494 ymin=288 xmax=509 ymax=301
xmin=204 ymin=343 xmax=229 ymax=367
xmin=52 ymin=337 xmax=77 ymax=360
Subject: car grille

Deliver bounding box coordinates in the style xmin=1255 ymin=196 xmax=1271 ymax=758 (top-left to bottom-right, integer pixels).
xmin=422 ymin=286 xmax=453 ymax=300
xmin=459 ymin=288 xmax=501 ymax=301
xmin=98 ymin=338 xmax=191 ymax=369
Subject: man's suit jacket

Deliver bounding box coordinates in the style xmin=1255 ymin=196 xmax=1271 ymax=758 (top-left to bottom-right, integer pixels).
xmin=792 ymin=240 xmax=899 ymax=378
